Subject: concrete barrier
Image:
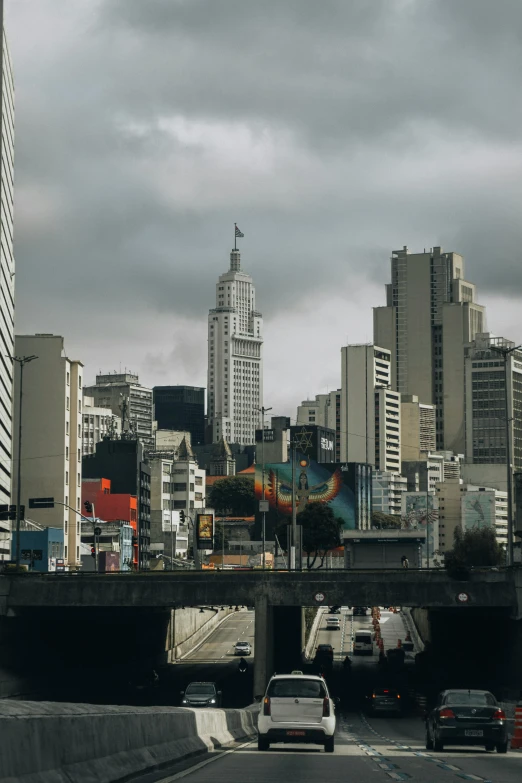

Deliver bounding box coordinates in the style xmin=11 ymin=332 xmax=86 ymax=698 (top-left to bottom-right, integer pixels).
xmin=0 ymin=700 xmax=257 ymax=783
xmin=304 ymin=607 xmax=326 ymax=660
xmin=175 ymin=606 xmax=237 ymax=660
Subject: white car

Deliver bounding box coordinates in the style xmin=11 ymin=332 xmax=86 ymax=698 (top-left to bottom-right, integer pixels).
xmin=326 ymin=617 xmax=340 ymax=631
xmin=257 ymin=673 xmax=337 ymax=752
xmin=353 ymin=631 xmax=373 ymax=656
xmin=234 ymin=641 xmax=252 ymax=656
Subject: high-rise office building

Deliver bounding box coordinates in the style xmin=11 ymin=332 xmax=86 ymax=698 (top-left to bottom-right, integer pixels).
xmin=296 ymin=390 xmax=341 ymax=461
xmin=464 ymin=333 xmax=522 ymax=474
xmin=374 ymin=245 xmax=485 ymax=454
xmin=153 ymin=386 xmax=205 ymax=446
xmin=340 ymin=344 xmax=401 ymax=473
xmin=84 ymin=373 xmax=153 ymax=448
xmin=12 ymin=335 xmax=83 ymax=569
xmin=207 ymin=246 xmax=263 ymax=445
xmin=401 ymin=395 xmax=436 ymax=461
xmin=0 ymin=10 xmax=14 ymax=560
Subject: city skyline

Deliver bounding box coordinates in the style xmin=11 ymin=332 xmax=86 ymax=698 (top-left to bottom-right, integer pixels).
xmin=6 ymin=1 xmax=522 ymax=418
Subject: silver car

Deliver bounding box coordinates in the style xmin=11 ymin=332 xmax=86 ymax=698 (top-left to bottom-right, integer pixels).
xmin=234 ymin=641 xmax=252 ymax=656
xmin=181 ymin=681 xmax=222 ymax=707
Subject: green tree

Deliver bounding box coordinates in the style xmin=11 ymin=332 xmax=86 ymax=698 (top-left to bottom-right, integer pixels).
xmin=372 ymin=510 xmax=402 ymax=529
xmin=207 ymin=476 xmax=256 ymax=517
xmin=276 ymin=503 xmax=343 ymax=570
xmin=445 ymin=526 xmax=505 ymax=578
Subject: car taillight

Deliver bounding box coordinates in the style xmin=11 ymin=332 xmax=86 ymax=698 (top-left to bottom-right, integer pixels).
xmin=439 ymin=708 xmax=455 ymax=719
xmin=322 ymin=697 xmax=330 ymax=717
xmin=263 ymin=697 xmax=271 ymax=716
xmin=492 ymin=709 xmax=506 ymax=721
xmin=396 ymin=694 xmax=401 ymax=699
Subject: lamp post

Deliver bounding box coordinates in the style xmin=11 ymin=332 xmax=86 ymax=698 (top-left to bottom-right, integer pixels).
xmin=9 ymin=355 xmax=38 ymax=570
xmin=257 ymin=406 xmax=272 ymax=570
xmin=290 ymin=438 xmax=297 ymax=571
xmin=491 ymin=343 xmax=522 ymax=567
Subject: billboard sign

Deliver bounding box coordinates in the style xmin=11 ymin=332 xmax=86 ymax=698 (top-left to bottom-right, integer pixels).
xmin=255 ymin=453 xmax=371 ymax=530
xmin=196 ymin=512 xmax=214 ymax=550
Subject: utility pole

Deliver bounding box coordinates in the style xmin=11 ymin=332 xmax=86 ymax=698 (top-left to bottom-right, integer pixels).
xmin=257 ymin=406 xmax=272 ymax=570
xmin=290 ymin=438 xmax=297 ymax=571
xmin=492 ymin=343 xmax=522 ymax=567
xmin=10 ymin=355 xmax=38 ymax=570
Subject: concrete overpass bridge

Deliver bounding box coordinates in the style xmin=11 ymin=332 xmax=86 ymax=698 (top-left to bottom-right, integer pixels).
xmin=1 ymin=568 xmax=522 ymax=699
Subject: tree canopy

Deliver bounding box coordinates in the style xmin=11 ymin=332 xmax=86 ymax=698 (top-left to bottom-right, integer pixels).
xmin=372 ymin=510 xmax=402 ymax=529
xmin=206 ymin=475 xmax=256 ymax=517
xmin=445 ymin=526 xmax=505 ymax=578
xmin=276 ymin=502 xmax=343 ymax=569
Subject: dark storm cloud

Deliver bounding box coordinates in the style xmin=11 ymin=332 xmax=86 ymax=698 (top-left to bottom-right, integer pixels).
xmin=6 ymin=0 xmax=522 ymax=396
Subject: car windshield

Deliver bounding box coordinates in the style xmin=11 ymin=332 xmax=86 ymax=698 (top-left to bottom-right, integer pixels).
xmin=236 ymin=642 xmax=249 ymax=646
xmin=268 ymin=679 xmax=327 ymax=699
xmin=355 ymin=634 xmax=371 ymax=643
xmin=445 ymin=692 xmax=496 ymax=706
xmin=186 ymin=684 xmax=215 ymax=695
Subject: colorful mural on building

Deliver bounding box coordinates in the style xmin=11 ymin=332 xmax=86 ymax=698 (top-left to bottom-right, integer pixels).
xmin=402 ymin=492 xmax=439 ymax=563
xmin=255 ymin=454 xmax=371 ymax=530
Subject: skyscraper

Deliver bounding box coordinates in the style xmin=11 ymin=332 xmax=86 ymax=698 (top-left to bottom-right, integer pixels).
xmin=207 ymin=245 xmax=263 ymax=445
xmin=464 ymin=333 xmax=522 ymax=474
xmin=0 ymin=7 xmax=14 ymax=560
xmin=374 ymin=245 xmax=485 ymax=454
xmin=153 ymin=386 xmax=205 ymax=446
xmin=340 ymin=344 xmax=401 ymax=473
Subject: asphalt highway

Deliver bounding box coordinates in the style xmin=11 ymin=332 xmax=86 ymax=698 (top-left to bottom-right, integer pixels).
xmin=144 ymin=708 xmax=521 ymax=783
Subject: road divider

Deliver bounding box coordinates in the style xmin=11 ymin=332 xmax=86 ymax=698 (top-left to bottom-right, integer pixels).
xmin=0 ymin=699 xmax=257 ymax=783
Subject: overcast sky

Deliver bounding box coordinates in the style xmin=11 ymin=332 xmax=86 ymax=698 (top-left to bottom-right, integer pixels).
xmin=7 ymin=0 xmax=522 ymax=419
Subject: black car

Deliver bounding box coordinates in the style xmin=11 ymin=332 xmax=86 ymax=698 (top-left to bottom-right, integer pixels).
xmin=366 ymin=687 xmax=402 ymax=716
xmin=353 ymin=607 xmax=368 ymax=616
xmin=314 ymin=644 xmax=334 ymax=670
xmin=426 ymin=689 xmax=508 ymax=753
xmin=328 ymin=606 xmax=341 ymax=614
xmin=181 ymin=681 xmax=222 ymax=707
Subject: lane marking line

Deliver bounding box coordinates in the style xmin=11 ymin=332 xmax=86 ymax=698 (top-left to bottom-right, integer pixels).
xmin=156 ymin=738 xmax=255 ymax=781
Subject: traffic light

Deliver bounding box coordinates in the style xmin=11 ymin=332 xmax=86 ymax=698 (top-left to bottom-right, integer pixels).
xmin=179 ymin=510 xmax=185 ymax=523
xmin=90 ymin=546 xmax=96 ymax=559
xmin=84 ymin=500 xmax=93 ymax=514
xmin=131 ymin=536 xmax=138 ymax=546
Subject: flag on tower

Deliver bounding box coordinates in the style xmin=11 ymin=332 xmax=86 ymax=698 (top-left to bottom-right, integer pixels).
xmin=235 ymin=224 xmax=244 ymax=238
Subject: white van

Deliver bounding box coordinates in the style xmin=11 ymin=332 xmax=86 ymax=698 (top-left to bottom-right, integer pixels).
xmin=353 ymin=631 xmax=373 ymax=656
xmin=326 ymin=616 xmax=340 ymax=631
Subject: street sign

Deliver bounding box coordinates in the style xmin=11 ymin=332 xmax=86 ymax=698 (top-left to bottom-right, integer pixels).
xmin=28 ymin=497 xmax=55 ymax=509
xmin=94 ymin=527 xmax=102 ymax=536
xmin=456 ymin=592 xmax=470 ymax=604
xmin=314 ymin=592 xmax=326 ymax=603
xmin=0 ymin=504 xmax=24 ymax=520
xmin=259 ymin=500 xmax=269 ymax=513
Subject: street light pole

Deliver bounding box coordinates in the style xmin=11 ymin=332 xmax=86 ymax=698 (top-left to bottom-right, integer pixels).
xmin=9 ymin=355 xmax=38 ymax=570
xmin=258 ymin=405 xmax=272 ymax=570
xmin=290 ymin=439 xmax=297 ymax=571
xmin=491 ymin=344 xmax=522 ymax=567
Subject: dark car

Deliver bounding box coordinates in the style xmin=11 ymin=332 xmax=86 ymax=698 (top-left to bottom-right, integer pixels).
xmin=181 ymin=681 xmax=222 ymax=707
xmin=328 ymin=606 xmax=341 ymax=614
xmin=366 ymin=687 xmax=402 ymax=716
xmin=353 ymin=607 xmax=368 ymax=616
xmin=314 ymin=644 xmax=334 ymax=669
xmin=426 ymin=690 xmax=508 ymax=753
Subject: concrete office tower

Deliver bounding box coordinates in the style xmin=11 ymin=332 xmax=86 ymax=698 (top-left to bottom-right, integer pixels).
xmin=84 ymin=373 xmax=153 ymax=448
xmin=296 ymin=390 xmax=341 ymax=461
xmin=0 ymin=11 xmax=14 ymax=560
xmin=372 ymin=470 xmax=407 ymax=516
xmin=82 ymin=396 xmax=121 ymax=456
xmin=12 ymin=335 xmax=83 ymax=569
xmin=374 ymin=246 xmax=485 ymax=454
xmin=340 ymin=344 xmax=401 ymax=473
xmin=401 ymin=395 xmax=436 ymax=461
xmin=153 ymin=386 xmax=205 ymax=447
xmin=464 ymin=333 xmax=522 ymax=477
xmin=207 ymin=247 xmax=263 ymax=446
